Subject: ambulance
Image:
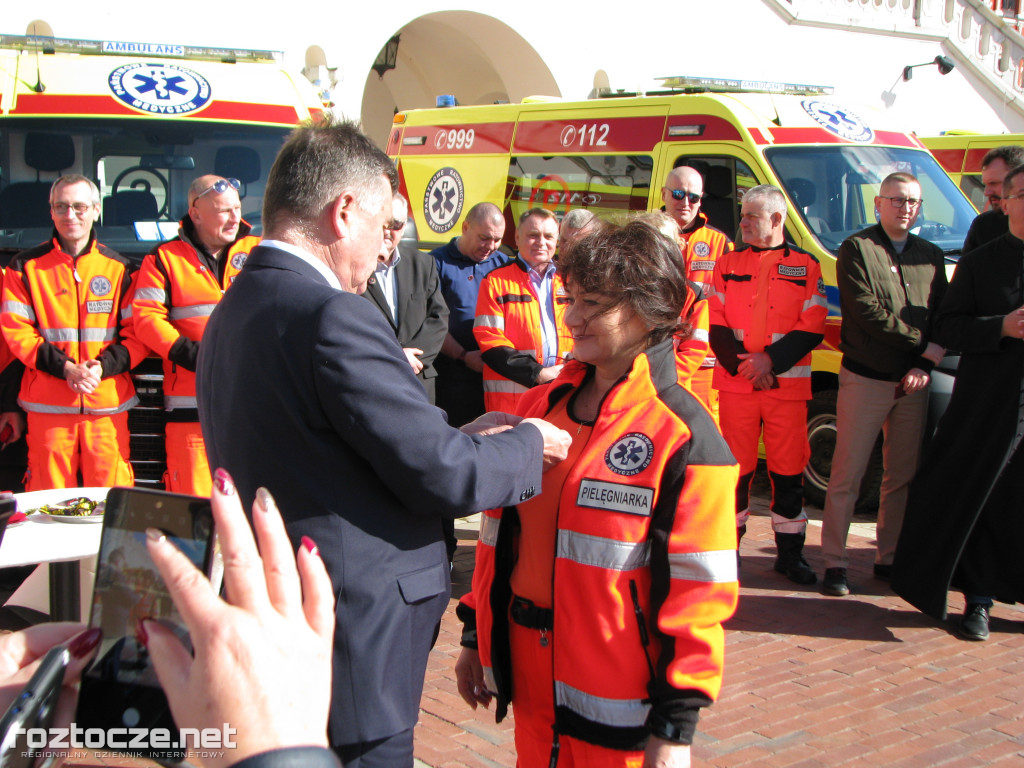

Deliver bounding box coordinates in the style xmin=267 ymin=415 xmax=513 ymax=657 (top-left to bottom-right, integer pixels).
xmin=921 ymin=131 xmax=1024 ymax=211
xmin=388 ymin=76 xmax=978 ymax=509
xmin=0 ymin=32 xmax=325 ymax=486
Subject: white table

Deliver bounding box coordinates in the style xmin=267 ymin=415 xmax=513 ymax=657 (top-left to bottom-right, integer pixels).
xmin=0 ymin=487 xmax=108 ymax=622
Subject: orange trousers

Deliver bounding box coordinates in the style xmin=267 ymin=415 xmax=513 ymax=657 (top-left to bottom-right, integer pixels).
xmin=718 ymin=391 xmax=808 ymax=477
xmin=26 ymin=411 xmax=133 ymax=491
xmin=164 ymin=421 xmax=211 ymax=496
xmin=510 ymin=621 xmax=645 ymax=768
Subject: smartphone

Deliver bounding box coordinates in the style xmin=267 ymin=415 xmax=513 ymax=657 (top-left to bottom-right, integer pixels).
xmin=0 ymin=646 xmax=68 ymax=768
xmin=74 ymin=487 xmax=214 ymax=761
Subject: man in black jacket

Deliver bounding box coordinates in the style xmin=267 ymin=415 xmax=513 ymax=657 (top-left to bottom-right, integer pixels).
xmin=820 ymin=173 xmax=947 ymax=597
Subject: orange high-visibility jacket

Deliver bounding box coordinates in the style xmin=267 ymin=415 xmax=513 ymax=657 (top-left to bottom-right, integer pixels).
xmin=458 ymin=341 xmax=739 ymax=748
xmin=708 ymin=244 xmax=827 ymax=399
xmin=132 ymin=218 xmax=257 ymax=412
xmin=1 ymin=232 xmax=143 ymax=415
xmin=676 ymin=281 xmax=711 ymax=383
xmin=473 ymin=258 xmax=573 ymax=413
xmin=682 ymin=212 xmax=733 ymax=302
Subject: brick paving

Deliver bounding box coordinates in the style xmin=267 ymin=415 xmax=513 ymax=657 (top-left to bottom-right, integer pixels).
xmin=46 ymin=473 xmax=1024 ymax=768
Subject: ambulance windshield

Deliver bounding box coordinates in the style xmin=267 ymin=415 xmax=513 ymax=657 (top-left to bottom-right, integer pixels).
xmin=0 ymin=119 xmax=290 ymax=265
xmin=765 ymin=145 xmax=976 ymax=258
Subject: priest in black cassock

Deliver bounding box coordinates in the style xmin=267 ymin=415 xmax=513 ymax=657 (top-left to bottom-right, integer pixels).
xmin=894 ymin=163 xmax=1024 ymax=642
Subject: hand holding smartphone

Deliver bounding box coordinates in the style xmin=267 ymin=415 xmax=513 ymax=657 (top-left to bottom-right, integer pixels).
xmin=73 ymin=487 xmax=215 ymax=761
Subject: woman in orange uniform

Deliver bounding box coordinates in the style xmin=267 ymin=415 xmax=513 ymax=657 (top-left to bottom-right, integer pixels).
xmin=455 ymin=221 xmax=739 ymax=768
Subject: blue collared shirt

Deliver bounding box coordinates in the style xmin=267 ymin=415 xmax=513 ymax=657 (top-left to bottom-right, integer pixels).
xmin=525 ymin=259 xmax=559 ymax=366
xmin=430 ymin=238 xmax=512 ymax=350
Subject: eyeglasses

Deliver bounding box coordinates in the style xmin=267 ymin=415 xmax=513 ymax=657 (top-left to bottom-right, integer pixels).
xmin=194 ymin=177 xmax=241 ymax=202
xmin=880 ymin=196 xmax=922 ymax=209
xmin=1002 ymin=194 xmax=1024 ymax=201
xmin=385 ymin=220 xmax=405 ymax=231
xmin=666 ymin=189 xmax=701 ymax=204
xmin=51 ymin=202 xmax=93 ymax=216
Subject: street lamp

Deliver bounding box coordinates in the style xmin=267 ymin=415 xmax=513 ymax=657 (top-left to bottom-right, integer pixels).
xmin=372 ymin=35 xmax=401 ymax=80
xmin=902 ymin=55 xmax=956 ymax=81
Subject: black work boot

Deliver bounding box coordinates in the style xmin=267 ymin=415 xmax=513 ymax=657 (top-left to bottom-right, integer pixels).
xmin=774 ymin=532 xmax=817 ymax=585
xmin=736 ymin=524 xmax=746 ymax=572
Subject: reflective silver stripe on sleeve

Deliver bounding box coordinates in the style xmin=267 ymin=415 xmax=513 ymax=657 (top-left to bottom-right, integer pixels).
xmin=479 ymin=514 xmax=500 ymax=547
xmin=165 ymin=395 xmax=198 ymax=410
xmin=731 ymin=328 xmax=744 ymax=341
xmin=169 ymin=304 xmax=217 ymax=320
xmin=134 ymin=287 xmax=167 ymax=303
xmin=805 ymin=294 xmax=827 ymax=311
xmin=483 ymin=380 xmax=529 ymax=395
xmin=483 ymin=666 xmax=497 ymax=695
xmin=81 ymin=327 xmax=116 ymax=343
xmin=2 ymin=301 xmax=36 ymax=322
xmin=18 ymin=400 xmax=81 ymax=414
xmin=473 ymin=314 xmax=505 ymax=330
xmin=776 ymin=365 xmax=811 ymax=379
xmin=122 ymin=306 xmax=133 ymax=320
xmin=771 ymin=332 xmax=784 ymax=343
xmin=557 ymin=530 xmax=650 ymax=571
xmin=42 ymin=328 xmax=78 ymax=343
xmin=692 ymin=328 xmax=709 ymax=342
xmin=555 ymin=681 xmax=648 ymax=728
xmin=669 ymin=549 xmax=738 ymax=583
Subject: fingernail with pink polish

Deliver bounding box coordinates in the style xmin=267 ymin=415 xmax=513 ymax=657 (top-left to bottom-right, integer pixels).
xmin=68 ymin=627 xmax=102 ymax=659
xmin=136 ymin=619 xmax=150 ymax=648
xmin=214 ymin=468 xmax=235 ymax=496
xmin=301 ymin=536 xmax=320 ymax=557
xmin=256 ymin=487 xmax=277 ymax=515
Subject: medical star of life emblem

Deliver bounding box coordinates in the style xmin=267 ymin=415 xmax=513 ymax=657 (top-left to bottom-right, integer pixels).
xmin=108 ymin=62 xmax=212 ymax=116
xmin=606 ymin=433 xmax=655 ymax=476
xmin=89 ymin=276 xmax=112 ymax=296
xmin=801 ymin=99 xmax=874 ymax=143
xmin=694 ymin=242 xmax=710 ymax=257
xmin=231 ymin=251 xmax=249 ymax=270
xmin=423 ymin=167 xmax=465 ymax=234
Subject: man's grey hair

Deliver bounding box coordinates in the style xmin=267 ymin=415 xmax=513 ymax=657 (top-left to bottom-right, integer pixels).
xmin=50 ymin=174 xmax=100 ymax=206
xmin=263 ymin=114 xmax=398 ymax=237
xmin=560 ymin=208 xmax=596 ymax=234
xmin=743 ymin=184 xmax=787 ymax=216
xmin=392 ymin=192 xmax=410 ymax=222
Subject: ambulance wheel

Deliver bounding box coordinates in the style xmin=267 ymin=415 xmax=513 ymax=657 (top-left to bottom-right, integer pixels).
xmin=803 ymin=389 xmax=882 ymax=513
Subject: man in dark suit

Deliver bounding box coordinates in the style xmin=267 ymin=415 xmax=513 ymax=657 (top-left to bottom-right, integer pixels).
xmin=195 ymin=117 xmax=571 ymax=768
xmin=364 ymin=192 xmax=448 ymax=403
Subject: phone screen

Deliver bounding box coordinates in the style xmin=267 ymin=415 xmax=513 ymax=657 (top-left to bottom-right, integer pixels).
xmin=75 ymin=487 xmax=213 ymax=757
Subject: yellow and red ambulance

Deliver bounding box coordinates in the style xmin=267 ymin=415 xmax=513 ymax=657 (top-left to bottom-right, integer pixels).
xmin=389 ymin=77 xmax=977 ymax=508
xmin=0 ymin=32 xmax=324 ymax=487
xmin=0 ymin=33 xmax=323 ymax=264
xmin=921 ymin=131 xmax=1024 ymax=211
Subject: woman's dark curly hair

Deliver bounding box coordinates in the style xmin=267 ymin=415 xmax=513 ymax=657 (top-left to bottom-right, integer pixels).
xmin=558 ymin=218 xmax=692 ymax=347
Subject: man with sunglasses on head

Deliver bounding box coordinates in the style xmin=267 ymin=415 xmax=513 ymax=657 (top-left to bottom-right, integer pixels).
xmin=1 ymin=174 xmax=145 ymax=489
xmin=132 ymin=174 xmax=259 ymax=496
xmin=662 ymin=166 xmax=733 ymax=422
xmin=820 ymin=172 xmax=947 ymax=598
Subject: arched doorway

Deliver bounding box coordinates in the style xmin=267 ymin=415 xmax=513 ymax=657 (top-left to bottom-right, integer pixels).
xmin=360 ymin=11 xmax=559 ymax=147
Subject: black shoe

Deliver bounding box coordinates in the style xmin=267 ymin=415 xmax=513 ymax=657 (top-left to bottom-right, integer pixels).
xmin=958 ymin=603 xmax=990 ymax=641
xmin=822 ymin=567 xmax=849 ymax=596
xmin=873 ymin=563 xmax=893 ymax=582
xmin=773 ymin=532 xmax=817 ymax=585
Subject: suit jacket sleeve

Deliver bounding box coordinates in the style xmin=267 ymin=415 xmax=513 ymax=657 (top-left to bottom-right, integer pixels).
xmin=314 ymin=293 xmax=544 ymax=516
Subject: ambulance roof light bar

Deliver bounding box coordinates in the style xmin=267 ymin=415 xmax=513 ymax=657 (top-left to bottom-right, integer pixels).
xmin=0 ymin=34 xmax=282 ymax=64
xmin=655 ymin=75 xmax=834 ymax=96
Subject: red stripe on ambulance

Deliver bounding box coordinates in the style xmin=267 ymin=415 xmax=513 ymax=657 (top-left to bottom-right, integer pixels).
xmin=512 ymin=116 xmax=665 ymax=153
xmin=397 ymin=123 xmax=515 ymax=155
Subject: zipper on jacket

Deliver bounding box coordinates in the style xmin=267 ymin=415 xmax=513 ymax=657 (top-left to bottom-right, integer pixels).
xmin=629 ymin=579 xmax=656 ymax=681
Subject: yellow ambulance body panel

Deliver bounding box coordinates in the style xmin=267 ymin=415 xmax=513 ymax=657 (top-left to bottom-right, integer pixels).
xmin=921 ymin=132 xmax=1024 ymax=212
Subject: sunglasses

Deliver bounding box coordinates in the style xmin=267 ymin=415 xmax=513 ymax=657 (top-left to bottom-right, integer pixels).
xmin=666 ymin=189 xmax=701 ymax=204
xmin=194 ymin=177 xmax=241 ymax=202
